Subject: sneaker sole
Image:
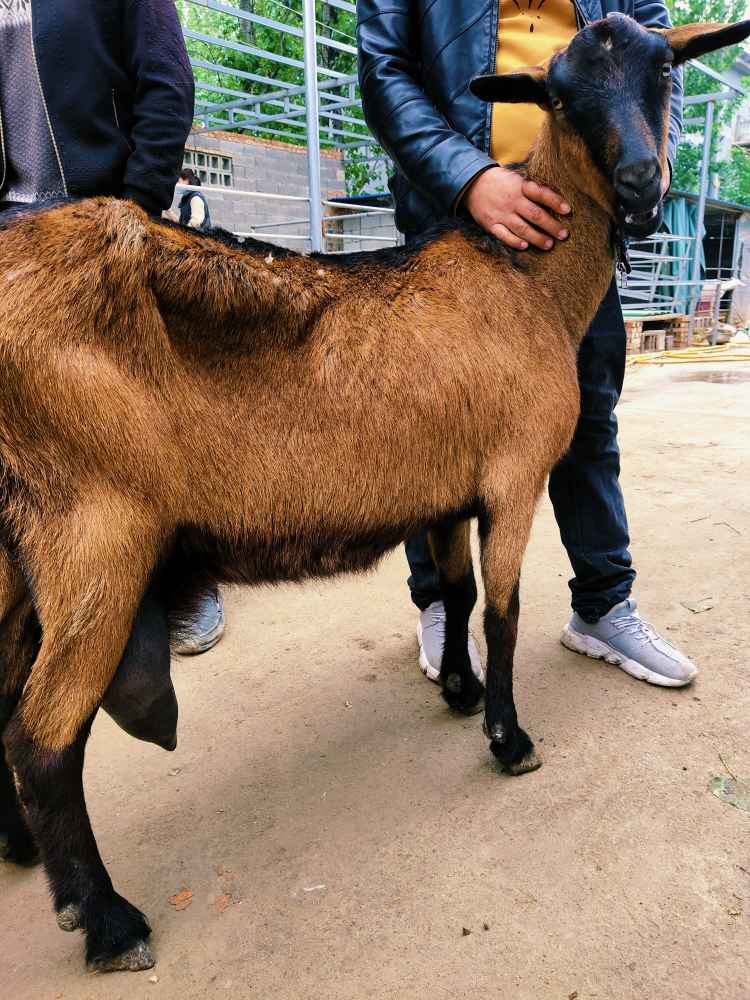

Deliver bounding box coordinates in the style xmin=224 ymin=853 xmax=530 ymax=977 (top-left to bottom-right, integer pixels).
xmin=560 ymin=625 xmax=697 ymax=688
xmin=416 ymin=622 xmax=441 ymax=683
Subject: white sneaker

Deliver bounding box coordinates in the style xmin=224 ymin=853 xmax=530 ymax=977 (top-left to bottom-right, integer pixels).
xmin=416 ymin=600 xmax=484 ymax=684
xmin=561 ymin=598 xmax=698 ymax=687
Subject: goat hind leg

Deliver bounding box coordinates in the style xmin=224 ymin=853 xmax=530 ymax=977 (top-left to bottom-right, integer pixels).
xmin=479 ymin=496 xmax=541 ymax=775
xmin=5 ymin=711 xmax=154 ymax=971
xmin=428 ymin=519 xmax=483 ymax=715
xmin=1 ymin=691 xmax=39 ymax=865
xmin=5 ymin=510 xmax=159 ymax=970
xmin=0 ymin=558 xmax=40 ymax=865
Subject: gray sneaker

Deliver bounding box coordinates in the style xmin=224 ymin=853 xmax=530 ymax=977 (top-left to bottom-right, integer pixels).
xmin=173 ymin=587 xmax=225 ymax=656
xmin=561 ymin=598 xmax=698 ymax=687
xmin=416 ymin=600 xmax=484 ymax=684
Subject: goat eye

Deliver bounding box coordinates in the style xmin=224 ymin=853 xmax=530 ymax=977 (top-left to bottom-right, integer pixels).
xmin=661 ymin=62 xmax=672 ymax=78
xmin=551 ymin=96 xmax=563 ymax=111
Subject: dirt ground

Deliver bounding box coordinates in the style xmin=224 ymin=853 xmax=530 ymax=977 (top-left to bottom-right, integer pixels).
xmin=1 ymin=359 xmax=749 ymax=1000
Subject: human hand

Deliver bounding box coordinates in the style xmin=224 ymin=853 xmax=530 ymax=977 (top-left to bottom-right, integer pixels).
xmin=464 ymin=166 xmax=571 ymax=250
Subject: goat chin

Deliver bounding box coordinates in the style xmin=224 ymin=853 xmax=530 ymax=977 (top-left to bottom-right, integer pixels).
xmin=619 ymin=201 xmax=664 ymax=240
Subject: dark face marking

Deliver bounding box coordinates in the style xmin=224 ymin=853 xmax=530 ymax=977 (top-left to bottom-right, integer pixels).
xmin=548 ymin=14 xmax=671 ymax=234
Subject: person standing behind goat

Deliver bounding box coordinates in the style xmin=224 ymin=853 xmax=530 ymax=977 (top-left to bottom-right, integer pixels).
xmin=358 ymin=1 xmax=698 ymax=688
xmin=0 ymin=0 xmax=224 ymax=655
xmin=177 ymin=168 xmax=213 ymax=230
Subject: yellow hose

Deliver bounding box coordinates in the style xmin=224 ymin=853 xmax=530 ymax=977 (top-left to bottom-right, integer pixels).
xmin=628 ymin=344 xmax=750 ymax=365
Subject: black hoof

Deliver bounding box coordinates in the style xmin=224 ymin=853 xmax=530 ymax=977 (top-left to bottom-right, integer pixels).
xmin=57 ymin=902 xmax=83 ymax=932
xmin=83 ymin=892 xmax=153 ymax=972
xmin=0 ymin=826 xmax=40 ymax=867
xmin=487 ymin=723 xmax=541 ymax=775
xmin=441 ymin=669 xmax=485 ymax=716
xmin=89 ymin=939 xmax=155 ymax=973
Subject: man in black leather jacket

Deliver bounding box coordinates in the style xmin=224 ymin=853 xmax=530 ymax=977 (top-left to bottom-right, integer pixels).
xmin=357 ymin=0 xmax=698 ymax=687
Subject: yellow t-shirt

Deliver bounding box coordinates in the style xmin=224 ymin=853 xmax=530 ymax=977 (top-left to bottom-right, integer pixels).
xmin=490 ymin=0 xmax=577 ymax=165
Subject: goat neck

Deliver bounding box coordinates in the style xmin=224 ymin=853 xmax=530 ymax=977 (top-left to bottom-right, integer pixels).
xmin=522 ymin=116 xmax=617 ymax=343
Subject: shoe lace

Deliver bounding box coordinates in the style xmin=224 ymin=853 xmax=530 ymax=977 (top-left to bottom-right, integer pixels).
xmin=423 ymin=603 xmax=446 ymax=637
xmin=611 ymin=613 xmax=658 ymax=644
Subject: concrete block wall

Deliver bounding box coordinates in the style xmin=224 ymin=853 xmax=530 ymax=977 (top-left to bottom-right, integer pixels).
xmin=169 ymin=132 xmax=347 ymax=250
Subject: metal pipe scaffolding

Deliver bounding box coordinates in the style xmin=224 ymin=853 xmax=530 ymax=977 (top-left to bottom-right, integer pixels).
xmin=302 ymin=0 xmax=324 ymax=252
xmin=688 ymin=97 xmax=715 ymax=342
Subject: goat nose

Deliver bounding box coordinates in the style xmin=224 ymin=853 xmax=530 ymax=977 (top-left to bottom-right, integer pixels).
xmin=614 ymin=158 xmax=660 ymax=199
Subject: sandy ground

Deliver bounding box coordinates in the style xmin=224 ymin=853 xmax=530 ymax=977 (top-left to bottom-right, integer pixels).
xmin=1 ymin=359 xmax=749 ymax=1000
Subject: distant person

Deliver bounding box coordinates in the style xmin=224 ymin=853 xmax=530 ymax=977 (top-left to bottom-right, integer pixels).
xmin=0 ymin=0 xmax=224 ymax=655
xmin=178 ymin=168 xmax=212 ymax=230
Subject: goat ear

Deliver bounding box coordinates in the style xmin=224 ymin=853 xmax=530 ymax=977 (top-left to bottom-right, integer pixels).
xmin=654 ymin=20 xmax=750 ymax=66
xmin=470 ymin=66 xmax=549 ymax=106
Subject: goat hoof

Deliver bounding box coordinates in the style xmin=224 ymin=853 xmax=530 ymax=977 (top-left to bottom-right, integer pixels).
xmin=89 ymin=940 xmax=155 ymax=973
xmin=85 ymin=892 xmax=153 ymax=972
xmin=441 ymin=671 xmax=485 ymax=716
xmin=488 ymin=724 xmax=541 ymax=775
xmin=502 ymin=749 xmax=542 ymax=775
xmin=57 ymin=903 xmax=83 ymax=932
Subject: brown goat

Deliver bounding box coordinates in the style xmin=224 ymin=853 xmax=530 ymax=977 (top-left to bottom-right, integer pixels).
xmin=0 ymin=15 xmax=745 ymax=976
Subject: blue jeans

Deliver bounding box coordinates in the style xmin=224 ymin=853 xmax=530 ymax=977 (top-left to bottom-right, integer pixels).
xmin=406 ymin=279 xmax=635 ymax=624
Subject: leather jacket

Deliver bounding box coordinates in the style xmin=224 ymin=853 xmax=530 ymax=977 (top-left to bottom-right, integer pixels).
xmin=357 ymin=1 xmax=683 ymax=234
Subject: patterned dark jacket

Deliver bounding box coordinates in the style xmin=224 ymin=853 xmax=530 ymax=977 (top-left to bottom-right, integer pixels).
xmin=357 ymin=0 xmax=683 ymax=234
xmin=0 ymin=0 xmax=194 ymax=214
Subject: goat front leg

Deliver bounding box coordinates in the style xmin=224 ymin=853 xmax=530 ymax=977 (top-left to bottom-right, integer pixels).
xmin=428 ymin=519 xmax=484 ymax=715
xmin=4 ymin=504 xmax=161 ymax=970
xmin=5 ymin=712 xmax=153 ymax=969
xmin=479 ymin=495 xmax=541 ymax=775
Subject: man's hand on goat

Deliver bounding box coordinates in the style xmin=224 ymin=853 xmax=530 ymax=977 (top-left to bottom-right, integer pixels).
xmin=465 ymin=166 xmax=570 ymax=251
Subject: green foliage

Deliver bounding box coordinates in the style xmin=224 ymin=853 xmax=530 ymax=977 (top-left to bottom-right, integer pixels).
xmin=344 ymin=144 xmax=388 ymax=195
xmin=176 ymin=1 xmax=381 ymax=193
xmin=667 ymin=0 xmax=750 ymax=204
xmin=176 ymin=2 xmax=750 ymax=200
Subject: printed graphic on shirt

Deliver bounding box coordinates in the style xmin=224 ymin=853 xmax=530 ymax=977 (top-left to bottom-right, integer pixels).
xmin=508 ymin=0 xmax=549 ymax=35
xmin=499 ymin=0 xmax=576 ymax=45
xmin=491 ymin=0 xmax=577 ymax=165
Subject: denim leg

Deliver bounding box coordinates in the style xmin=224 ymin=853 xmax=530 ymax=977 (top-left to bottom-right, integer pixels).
xmin=402 ymin=226 xmax=444 ymax=612
xmin=405 ymin=530 xmax=444 ymax=611
xmin=548 ymin=279 xmax=636 ymax=623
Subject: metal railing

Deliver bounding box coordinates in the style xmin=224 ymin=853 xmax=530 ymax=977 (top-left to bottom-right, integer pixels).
xmin=181 ymin=0 xmax=395 ymax=252
xmin=618 ymin=234 xmax=697 ymax=314
xmin=174 ymin=182 xmax=399 ymax=252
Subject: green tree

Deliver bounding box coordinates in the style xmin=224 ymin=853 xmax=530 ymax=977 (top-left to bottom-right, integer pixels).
xmin=176 ymin=1 xmax=380 ymax=194
xmin=667 ymin=0 xmax=750 ymax=204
